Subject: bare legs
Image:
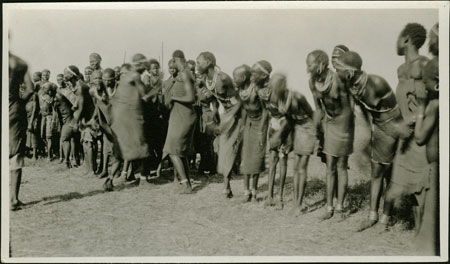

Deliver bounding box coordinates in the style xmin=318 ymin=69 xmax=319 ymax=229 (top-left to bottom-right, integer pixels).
xmin=83 ymin=141 xmax=95 ymax=176
xmin=242 ymin=173 xmax=259 ymax=202
xmin=321 ymin=155 xmax=349 ymax=220
xmin=169 ymin=154 xmax=192 ymax=194
xmin=10 ymin=169 xmax=23 ymax=210
xmin=292 ymin=154 xmax=310 ymax=215
xmin=357 ymin=161 xmax=391 ymax=231
xmin=266 ymin=151 xmax=288 ymax=208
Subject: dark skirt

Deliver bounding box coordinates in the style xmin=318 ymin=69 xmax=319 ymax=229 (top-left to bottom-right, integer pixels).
xmin=240 ymin=111 xmax=268 ymax=174
xmin=9 ymin=101 xmax=27 ymax=158
xmin=217 ymin=103 xmax=243 ymax=176
xmin=162 ymin=102 xmax=197 ymax=157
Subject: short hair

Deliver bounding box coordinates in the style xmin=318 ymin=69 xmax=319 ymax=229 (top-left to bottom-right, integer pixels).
xmin=339 ymin=51 xmax=363 ymax=71
xmin=334 ymin=45 xmax=349 ymax=53
xmin=172 ymin=50 xmax=185 ymax=59
xmin=33 ymin=72 xmax=42 ymax=77
xmin=42 ymin=69 xmax=50 ymax=74
xmin=103 ymin=68 xmax=115 ymax=77
xmin=132 ymin=53 xmax=147 ymax=63
xmin=91 ymin=70 xmax=102 ymax=78
xmin=85 ymin=66 xmax=93 ymax=71
xmin=400 ymin=23 xmax=427 ymax=50
xmin=168 ymin=59 xmax=177 ymax=68
xmin=149 ymin=59 xmax=160 ymax=68
xmin=332 ymin=45 xmax=349 ymax=58
xmin=57 ymin=74 xmax=64 ymax=78
xmin=308 ymin=50 xmax=329 ymax=66
xmin=234 ymin=64 xmax=252 ymax=81
xmin=256 ymin=60 xmax=272 ymax=75
xmin=67 ymin=65 xmax=82 ymax=79
xmin=269 ymin=73 xmax=287 ymax=94
xmin=422 ymin=59 xmax=439 ymax=81
xmin=186 ymin=60 xmax=196 ymax=67
xmin=120 ymin=63 xmax=132 ymax=72
xmin=199 ymin=52 xmax=216 ymax=67
xmin=89 ymin=53 xmax=102 ymax=61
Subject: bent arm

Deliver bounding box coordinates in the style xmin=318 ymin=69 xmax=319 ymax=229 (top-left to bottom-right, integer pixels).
xmin=415 ymin=102 xmax=438 ymax=146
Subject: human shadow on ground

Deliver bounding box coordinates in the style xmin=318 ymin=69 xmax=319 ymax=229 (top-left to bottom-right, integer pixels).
xmin=24 ymin=182 xmax=140 ymax=207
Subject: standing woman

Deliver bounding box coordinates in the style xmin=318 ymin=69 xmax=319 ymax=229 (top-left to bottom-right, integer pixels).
xmin=162 ymin=50 xmax=197 ymax=194
xmin=307 ymin=49 xmax=355 ymax=220
xmin=273 ymin=73 xmax=316 ymax=216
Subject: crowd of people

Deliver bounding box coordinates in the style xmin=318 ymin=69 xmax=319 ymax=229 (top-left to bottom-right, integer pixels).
xmin=9 ymin=22 xmax=439 ymax=255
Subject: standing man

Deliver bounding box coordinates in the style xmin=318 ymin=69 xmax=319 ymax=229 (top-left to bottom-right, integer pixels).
xmin=307 ymin=50 xmax=355 ymax=220
xmin=41 ymin=69 xmax=51 ymax=85
xmin=61 ymin=65 xmax=91 ymax=168
xmin=9 ymin=52 xmax=34 ymax=210
xmin=334 ymin=51 xmax=413 ymax=231
xmin=89 ymin=53 xmax=103 ymax=72
xmin=196 ymin=52 xmax=237 ymax=188
xmin=414 ymin=58 xmax=439 ymax=256
xmin=196 ymin=52 xmax=235 ymax=176
xmin=382 ymin=23 xmax=430 ymax=233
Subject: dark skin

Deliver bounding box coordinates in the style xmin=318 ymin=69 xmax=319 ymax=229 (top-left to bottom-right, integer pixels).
xmin=307 ymin=54 xmax=352 ymax=219
xmin=239 ymin=65 xmax=270 ymax=202
xmin=196 ymin=54 xmax=236 ymax=190
xmin=40 ymin=84 xmax=56 ymax=160
xmin=27 ymin=91 xmax=40 ymax=160
xmin=336 ymin=68 xmax=412 ymax=231
xmin=286 ymin=91 xmax=314 ymax=216
xmin=262 ymin=77 xmax=290 ymax=208
xmin=414 ymin=73 xmax=439 ymax=255
xmin=96 ymin=72 xmax=117 ymax=179
xmin=415 ymin=77 xmax=439 ymax=161
xmin=64 ymin=69 xmax=93 ymax=168
xmin=166 ymin=57 xmax=196 ymax=193
xmin=383 ymin=36 xmax=429 ymax=231
xmin=10 ymin=53 xmax=34 ymax=209
xmin=233 ymin=66 xmax=252 ymax=197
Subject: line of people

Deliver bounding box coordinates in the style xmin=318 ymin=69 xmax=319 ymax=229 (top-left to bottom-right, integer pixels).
xmin=10 ymin=22 xmax=439 ymax=256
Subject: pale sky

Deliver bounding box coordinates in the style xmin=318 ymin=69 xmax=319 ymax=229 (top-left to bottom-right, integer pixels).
xmin=6 ymin=6 xmax=438 ymax=104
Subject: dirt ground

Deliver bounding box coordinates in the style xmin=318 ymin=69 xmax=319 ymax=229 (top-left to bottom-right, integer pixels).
xmin=9 ymin=115 xmax=420 ymax=257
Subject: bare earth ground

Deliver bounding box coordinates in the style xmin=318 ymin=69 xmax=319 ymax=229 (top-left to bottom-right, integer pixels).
xmin=10 ymin=115 xmax=419 ymax=257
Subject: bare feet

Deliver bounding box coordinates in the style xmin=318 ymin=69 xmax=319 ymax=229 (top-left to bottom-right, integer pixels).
xmin=242 ymin=191 xmax=252 ymax=203
xmin=113 ymin=172 xmax=127 ymax=187
xmin=289 ymin=206 xmax=307 ymax=217
xmin=11 ymin=200 xmax=25 ymax=211
xmin=264 ymin=197 xmax=276 ymax=207
xmin=180 ymin=183 xmax=193 ymax=194
xmin=356 ymin=219 xmax=378 ymax=232
xmin=103 ymin=178 xmax=113 ymax=192
xmin=319 ymin=210 xmax=334 ymax=221
xmin=97 ymin=171 xmax=108 ymax=179
xmin=275 ymin=199 xmax=284 ymax=210
xmin=223 ymin=189 xmax=233 ymax=199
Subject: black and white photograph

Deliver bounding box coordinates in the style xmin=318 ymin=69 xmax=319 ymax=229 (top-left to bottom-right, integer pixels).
xmin=2 ymin=1 xmax=449 ymax=262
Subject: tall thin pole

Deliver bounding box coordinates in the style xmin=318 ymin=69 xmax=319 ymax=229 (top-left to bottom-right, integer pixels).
xmin=161 ymin=41 xmax=164 ymax=73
